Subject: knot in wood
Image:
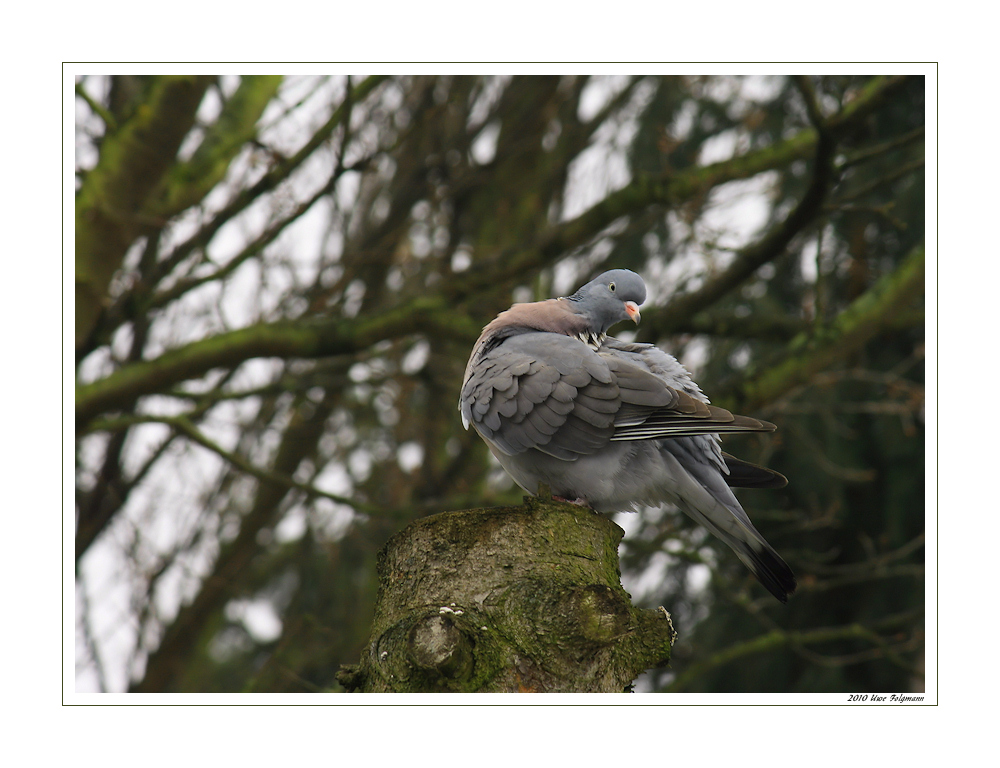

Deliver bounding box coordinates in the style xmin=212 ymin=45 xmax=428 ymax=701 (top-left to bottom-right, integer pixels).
xmin=408 ymin=614 xmax=468 ymax=678
xmin=569 ymin=584 xmax=632 ymax=644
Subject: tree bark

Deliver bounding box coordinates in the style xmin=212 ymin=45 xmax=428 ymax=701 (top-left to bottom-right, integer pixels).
xmin=75 ymin=75 xmax=213 ymax=353
xmin=338 ymin=495 xmax=675 ymax=693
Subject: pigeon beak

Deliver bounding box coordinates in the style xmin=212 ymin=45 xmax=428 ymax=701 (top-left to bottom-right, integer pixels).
xmin=625 ymin=301 xmax=641 ymax=325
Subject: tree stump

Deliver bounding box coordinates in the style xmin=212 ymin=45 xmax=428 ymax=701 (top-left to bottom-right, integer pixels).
xmin=338 ymin=495 xmax=675 ymax=692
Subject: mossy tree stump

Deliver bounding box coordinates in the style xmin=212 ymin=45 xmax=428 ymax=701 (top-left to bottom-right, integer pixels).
xmin=338 ymin=496 xmax=675 ymax=692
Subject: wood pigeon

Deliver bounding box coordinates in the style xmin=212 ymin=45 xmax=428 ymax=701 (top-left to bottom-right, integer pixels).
xmin=459 ymin=269 xmax=796 ymax=602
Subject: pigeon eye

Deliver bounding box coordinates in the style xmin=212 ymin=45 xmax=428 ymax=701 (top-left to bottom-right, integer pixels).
xmin=609 ymin=282 xmax=616 ymax=293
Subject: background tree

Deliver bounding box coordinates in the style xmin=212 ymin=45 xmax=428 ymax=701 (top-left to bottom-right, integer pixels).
xmin=74 ymin=73 xmax=925 ymax=693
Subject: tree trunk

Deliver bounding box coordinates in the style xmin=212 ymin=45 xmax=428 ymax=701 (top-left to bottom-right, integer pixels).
xmin=338 ymin=495 xmax=675 ymax=692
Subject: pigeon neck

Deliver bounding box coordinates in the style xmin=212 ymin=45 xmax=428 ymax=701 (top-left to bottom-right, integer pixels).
xmin=564 ymin=296 xmax=608 ymax=346
xmin=476 ymin=298 xmax=606 ymax=356
xmin=574 ymin=330 xmax=606 ymax=350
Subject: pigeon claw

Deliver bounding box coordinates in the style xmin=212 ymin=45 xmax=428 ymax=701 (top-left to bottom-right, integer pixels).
xmin=553 ymin=494 xmax=593 ymax=508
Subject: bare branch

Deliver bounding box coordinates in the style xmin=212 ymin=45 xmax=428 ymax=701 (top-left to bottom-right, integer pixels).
xmin=86 ymin=413 xmax=383 ymax=515
xmin=667 ymin=610 xmax=922 ymax=692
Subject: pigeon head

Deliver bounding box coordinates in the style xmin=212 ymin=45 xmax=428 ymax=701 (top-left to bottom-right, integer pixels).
xmin=567 ymin=269 xmax=645 ymax=333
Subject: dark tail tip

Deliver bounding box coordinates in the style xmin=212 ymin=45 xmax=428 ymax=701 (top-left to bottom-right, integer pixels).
xmin=746 ymin=544 xmax=797 ymax=603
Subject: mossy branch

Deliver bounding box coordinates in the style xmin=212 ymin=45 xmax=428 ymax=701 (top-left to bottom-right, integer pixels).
xmin=75 ymin=80 xmax=117 ymax=132
xmin=76 ymin=75 xmax=214 ymax=351
xmin=456 ymin=75 xmax=909 ymax=298
xmin=76 ymin=296 xmax=481 ymax=428
xmin=147 ymin=75 xmax=283 ymax=220
xmin=733 ymin=242 xmax=925 ymax=412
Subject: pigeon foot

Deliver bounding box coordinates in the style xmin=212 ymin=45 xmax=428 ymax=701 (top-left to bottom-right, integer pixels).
xmin=553 ymin=495 xmax=593 ymax=508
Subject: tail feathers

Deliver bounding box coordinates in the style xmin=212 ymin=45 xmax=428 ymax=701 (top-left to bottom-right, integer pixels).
xmin=721 ymin=453 xmax=788 ymax=489
xmin=655 ymin=439 xmax=794 ymax=601
xmin=733 ymin=540 xmax=797 ymax=603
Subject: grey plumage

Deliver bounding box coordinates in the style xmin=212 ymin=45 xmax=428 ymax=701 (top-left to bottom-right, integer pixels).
xmin=459 ymin=269 xmax=796 ymax=602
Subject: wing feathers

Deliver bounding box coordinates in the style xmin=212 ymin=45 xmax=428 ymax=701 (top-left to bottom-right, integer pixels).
xmin=460 ymin=333 xmax=619 ymax=459
xmin=460 ymin=330 xmax=779 ymax=456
